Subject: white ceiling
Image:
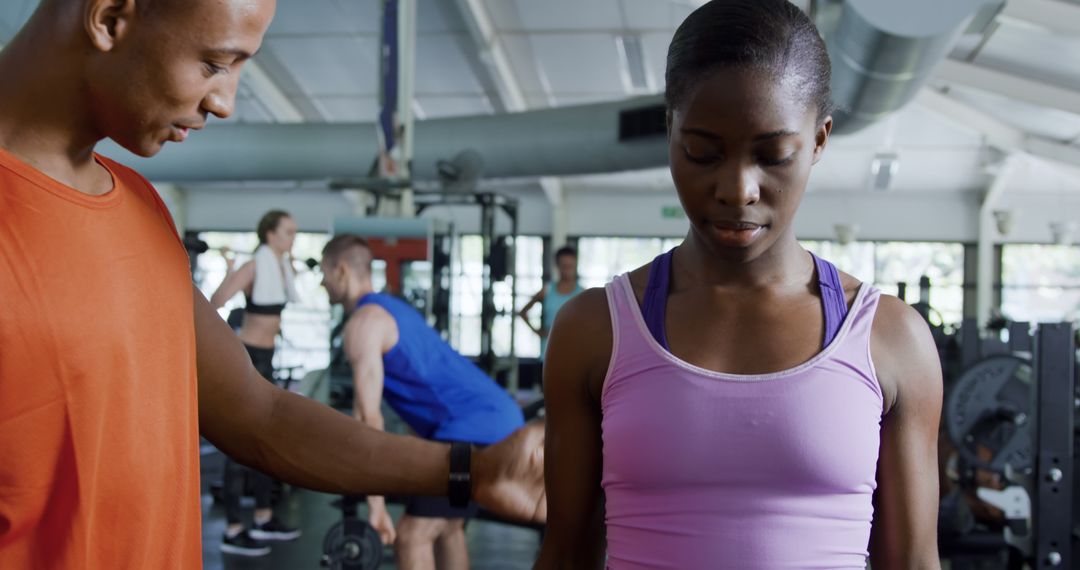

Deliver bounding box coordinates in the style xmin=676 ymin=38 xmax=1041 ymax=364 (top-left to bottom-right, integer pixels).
xmin=1 ymin=0 xmax=1079 ymax=196
xmin=970 ymin=19 xmax=1080 ymax=92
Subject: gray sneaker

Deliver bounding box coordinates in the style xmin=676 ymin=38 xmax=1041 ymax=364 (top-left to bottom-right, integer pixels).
xmin=220 ymin=530 xmax=271 ymax=556
xmin=250 ymin=517 xmax=302 ymax=541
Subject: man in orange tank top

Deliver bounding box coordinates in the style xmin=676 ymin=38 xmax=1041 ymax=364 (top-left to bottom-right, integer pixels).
xmin=0 ymin=1 xmax=544 ymax=568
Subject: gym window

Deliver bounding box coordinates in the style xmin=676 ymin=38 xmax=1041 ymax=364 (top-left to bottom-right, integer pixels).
xmin=801 ymin=240 xmax=965 ymax=325
xmin=450 ymin=235 xmax=545 ymax=358
xmin=192 ymin=231 xmax=333 ymax=379
xmin=576 ymin=236 xmax=682 ymax=289
xmin=573 ymin=237 xmax=965 ymax=326
xmin=1002 ymin=244 xmax=1080 ymax=324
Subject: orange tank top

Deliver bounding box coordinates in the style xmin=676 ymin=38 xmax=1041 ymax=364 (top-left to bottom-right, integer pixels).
xmin=0 ymin=148 xmax=202 ymax=568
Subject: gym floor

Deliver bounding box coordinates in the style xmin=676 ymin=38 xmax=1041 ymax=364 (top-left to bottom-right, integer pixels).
xmin=200 ymin=448 xmax=542 ymax=569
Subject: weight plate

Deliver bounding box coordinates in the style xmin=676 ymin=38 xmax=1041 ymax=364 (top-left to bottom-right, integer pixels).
xmin=945 ymin=355 xmax=1033 ymax=474
xmin=321 ymin=518 xmax=383 ymax=570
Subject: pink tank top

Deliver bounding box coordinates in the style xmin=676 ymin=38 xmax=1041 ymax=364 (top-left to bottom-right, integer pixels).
xmin=601 ymin=274 xmax=884 ymax=569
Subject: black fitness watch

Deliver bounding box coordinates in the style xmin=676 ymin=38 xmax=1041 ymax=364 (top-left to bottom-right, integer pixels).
xmin=449 ymin=442 xmax=472 ymax=508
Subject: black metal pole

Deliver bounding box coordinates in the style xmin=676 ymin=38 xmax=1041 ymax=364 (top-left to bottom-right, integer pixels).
xmin=479 ymin=193 xmax=496 ymax=375
xmin=1033 ymin=322 xmax=1075 ymax=568
xmin=506 ymin=198 xmax=519 ymax=393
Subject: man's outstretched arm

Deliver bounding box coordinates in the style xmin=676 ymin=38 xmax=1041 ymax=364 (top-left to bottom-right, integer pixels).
xmin=193 ymin=285 xmax=546 ymax=521
xmin=344 ymin=304 xmax=398 ymax=545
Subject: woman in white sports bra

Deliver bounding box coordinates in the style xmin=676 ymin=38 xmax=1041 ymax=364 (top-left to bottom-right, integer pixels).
xmin=209 ymin=209 xmax=302 ymax=553
xmin=211 ymin=209 xmax=300 ymax=368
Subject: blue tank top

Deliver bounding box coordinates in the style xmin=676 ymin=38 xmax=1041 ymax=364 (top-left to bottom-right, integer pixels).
xmin=357 ymin=293 xmax=524 ymax=444
xmin=541 ymin=281 xmax=584 ymax=357
xmin=642 ymin=249 xmax=849 ymax=349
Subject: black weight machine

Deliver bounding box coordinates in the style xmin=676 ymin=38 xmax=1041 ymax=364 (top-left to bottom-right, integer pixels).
xmin=415 ymin=191 xmax=521 ymax=388
xmin=940 ymin=322 xmax=1076 ymax=569
xmin=907 ymin=278 xmax=1079 ymax=568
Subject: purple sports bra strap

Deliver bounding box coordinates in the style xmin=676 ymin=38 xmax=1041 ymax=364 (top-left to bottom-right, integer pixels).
xmin=641 ymin=248 xmax=675 ymax=350
xmin=812 ymin=253 xmax=848 ymax=348
xmin=640 ymin=249 xmax=847 ymax=351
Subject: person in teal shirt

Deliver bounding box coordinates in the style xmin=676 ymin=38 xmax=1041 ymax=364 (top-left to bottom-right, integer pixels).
xmin=519 ymin=246 xmax=584 ymax=358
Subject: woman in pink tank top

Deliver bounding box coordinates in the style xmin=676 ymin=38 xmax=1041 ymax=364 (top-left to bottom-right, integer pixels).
xmin=535 ymin=1 xmax=943 ymax=568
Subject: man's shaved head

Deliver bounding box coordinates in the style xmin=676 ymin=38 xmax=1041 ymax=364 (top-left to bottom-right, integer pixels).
xmin=320 ymin=235 xmax=376 ymax=305
xmin=322 ymin=235 xmax=374 ymax=277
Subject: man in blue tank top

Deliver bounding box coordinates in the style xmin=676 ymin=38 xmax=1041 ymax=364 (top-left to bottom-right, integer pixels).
xmin=320 ymin=234 xmax=525 ymax=569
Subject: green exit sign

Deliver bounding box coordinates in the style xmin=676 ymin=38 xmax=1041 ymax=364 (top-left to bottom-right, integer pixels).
xmin=661 ymin=206 xmax=685 ymax=219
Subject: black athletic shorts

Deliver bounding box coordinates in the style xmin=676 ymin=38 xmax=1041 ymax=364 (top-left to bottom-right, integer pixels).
xmin=404 ymin=495 xmax=479 ymax=519
xmin=244 ymin=343 xmax=275 ymax=382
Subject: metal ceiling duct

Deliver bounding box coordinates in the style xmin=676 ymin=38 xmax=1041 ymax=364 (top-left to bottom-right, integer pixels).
xmin=824 ymin=0 xmax=1002 ymax=134
xmin=99 ymin=95 xmax=670 ymax=183
xmin=97 ymin=0 xmax=1005 ymax=182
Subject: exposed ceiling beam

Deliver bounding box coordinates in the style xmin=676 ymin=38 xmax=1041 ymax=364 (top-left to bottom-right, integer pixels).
xmin=540 ymin=176 xmax=564 ymax=206
xmin=450 ymin=0 xmax=566 ymax=211
xmin=250 ymin=49 xmax=330 ymax=122
xmin=935 ymin=59 xmax=1080 ymax=117
xmin=242 ymin=59 xmax=305 ymax=123
xmin=1000 ymin=0 xmax=1080 ymax=36
xmin=917 ymin=87 xmax=1080 ymax=167
xmin=452 ymin=0 xmax=528 ymax=112
xmin=1025 ymin=136 xmax=1080 ymax=165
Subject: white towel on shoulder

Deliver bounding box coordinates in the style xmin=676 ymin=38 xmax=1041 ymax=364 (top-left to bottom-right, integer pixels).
xmin=251 ymin=244 xmax=300 ymax=305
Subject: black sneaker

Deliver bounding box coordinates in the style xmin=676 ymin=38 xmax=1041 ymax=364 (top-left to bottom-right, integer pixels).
xmin=220 ymin=530 xmax=271 ymax=556
xmin=250 ymin=517 xmax=302 ymax=541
